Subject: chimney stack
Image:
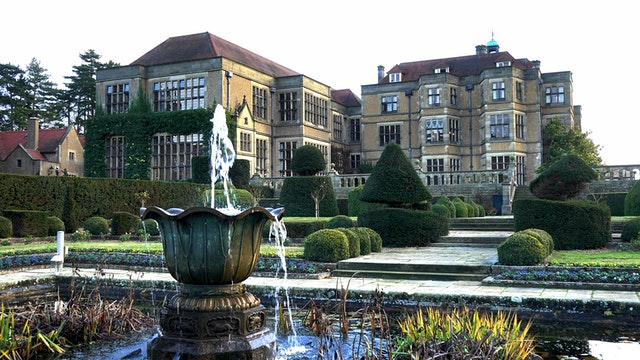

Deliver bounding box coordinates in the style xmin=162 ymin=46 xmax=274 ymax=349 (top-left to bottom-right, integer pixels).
xmin=377 ymin=65 xmax=385 ymax=83
xmin=27 ymin=117 xmax=39 ymax=149
xmin=475 ymin=45 xmax=487 ymax=55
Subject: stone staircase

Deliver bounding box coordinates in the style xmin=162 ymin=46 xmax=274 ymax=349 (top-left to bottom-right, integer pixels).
xmin=431 ymin=217 xmax=514 ymax=248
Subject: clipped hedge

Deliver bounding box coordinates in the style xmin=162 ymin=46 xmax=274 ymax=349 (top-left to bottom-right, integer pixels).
xmin=326 ymin=215 xmax=354 ymax=229
xmin=625 ymin=181 xmax=640 ymax=216
xmin=358 ymin=208 xmax=448 ymax=247
xmin=363 ymin=227 xmax=382 ymax=252
xmin=2 ymin=210 xmax=49 ymax=237
xmin=279 ymin=176 xmax=338 ymax=217
xmin=47 ymin=216 xmax=65 ymax=236
xmin=111 ymin=212 xmax=139 ymax=235
xmin=303 ymin=229 xmax=349 ymax=262
xmin=435 ymin=196 xmax=456 ymax=218
xmin=84 ymin=216 xmax=110 ymax=235
xmin=497 ymin=231 xmax=548 ymax=266
xmin=0 ymin=216 xmax=12 ymax=238
xmin=452 ymin=200 xmax=468 ymax=218
xmin=351 ymin=227 xmax=372 ymax=255
xmin=621 ymin=218 xmax=640 ymax=242
xmin=347 ymin=185 xmax=386 ymax=217
xmin=431 ymin=203 xmax=451 ymax=218
xmin=280 ymin=219 xmax=328 ymax=239
xmin=587 ymin=192 xmax=627 ymax=217
xmin=513 ymin=199 xmax=610 ymax=250
xmin=336 ymin=228 xmax=360 ymax=258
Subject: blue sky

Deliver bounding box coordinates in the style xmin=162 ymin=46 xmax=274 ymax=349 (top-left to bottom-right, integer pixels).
xmin=4 ymin=0 xmax=638 ymax=165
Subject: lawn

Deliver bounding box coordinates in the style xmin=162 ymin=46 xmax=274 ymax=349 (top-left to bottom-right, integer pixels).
xmin=549 ymin=248 xmax=640 ymax=268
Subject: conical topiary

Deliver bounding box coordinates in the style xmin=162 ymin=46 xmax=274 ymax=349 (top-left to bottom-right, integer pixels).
xmin=359 ymin=142 xmax=430 ymax=207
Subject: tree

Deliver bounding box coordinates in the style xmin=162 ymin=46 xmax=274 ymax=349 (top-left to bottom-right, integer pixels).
xmin=290 ymin=145 xmax=326 ymax=176
xmin=64 ymin=49 xmax=119 ymax=133
xmin=539 ymin=118 xmax=602 ymax=173
xmin=359 ymin=142 xmax=431 ymax=207
xmin=0 ymin=63 xmax=29 ymax=130
xmin=24 ymin=58 xmax=65 ymax=128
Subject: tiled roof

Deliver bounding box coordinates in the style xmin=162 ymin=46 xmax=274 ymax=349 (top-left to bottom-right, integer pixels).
xmin=331 ymin=89 xmax=362 ymax=107
xmin=380 ymin=51 xmax=536 ymax=83
xmin=0 ymin=128 xmax=67 ymax=161
xmin=131 ymin=32 xmax=300 ymax=78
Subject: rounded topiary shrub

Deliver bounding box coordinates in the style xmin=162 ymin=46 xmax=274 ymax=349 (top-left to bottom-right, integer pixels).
xmin=291 ymin=145 xmax=327 ymax=176
xmin=431 ymin=203 xmax=450 ymax=218
xmin=84 ymin=216 xmax=110 ymax=235
xmin=347 ymin=185 xmax=387 ymax=217
xmin=625 ymin=181 xmax=640 ymax=216
xmin=464 ymin=202 xmax=475 ymax=217
xmin=351 ymin=227 xmax=372 ymax=255
xmin=452 ymin=200 xmax=468 ymax=218
xmin=521 ymin=228 xmax=554 ymax=256
xmin=336 ymin=228 xmax=361 ymax=258
xmin=138 ymin=219 xmax=160 ymax=236
xmin=47 ymin=216 xmax=65 ymax=236
xmin=0 ymin=216 xmax=12 ymax=238
xmin=326 ymin=215 xmax=354 ymax=229
xmin=111 ymin=212 xmax=139 ymax=235
xmin=497 ymin=231 xmax=547 ymax=266
xmin=358 ymin=208 xmax=448 ymax=247
xmin=362 ymin=227 xmax=382 ymax=252
xmin=621 ymin=218 xmax=640 ymax=242
xmin=436 ymin=196 xmax=456 ymax=218
xmin=303 ymin=229 xmax=349 ymax=262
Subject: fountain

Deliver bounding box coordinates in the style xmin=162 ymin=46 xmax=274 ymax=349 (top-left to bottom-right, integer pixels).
xmin=141 ymin=104 xmax=284 ymax=359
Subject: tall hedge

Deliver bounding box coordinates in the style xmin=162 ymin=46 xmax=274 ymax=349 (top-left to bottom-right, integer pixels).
xmin=513 ymin=199 xmax=610 ymax=250
xmin=358 ymin=208 xmax=448 ymax=247
xmin=279 ymin=176 xmax=338 ymax=217
xmin=625 ymin=181 xmax=640 ymax=216
xmin=2 ymin=210 xmax=49 ymax=237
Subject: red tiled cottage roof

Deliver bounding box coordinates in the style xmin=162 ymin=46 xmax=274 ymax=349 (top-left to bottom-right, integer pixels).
xmin=331 ymin=89 xmax=362 ymax=107
xmin=131 ymin=32 xmax=300 ymax=78
xmin=0 ymin=128 xmax=68 ymax=161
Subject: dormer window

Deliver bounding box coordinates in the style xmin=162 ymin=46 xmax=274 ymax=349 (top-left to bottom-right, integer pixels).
xmin=496 ymin=61 xmax=511 ymax=67
xmin=434 ymin=67 xmax=449 ymax=74
xmin=389 ymin=73 xmax=402 ymax=83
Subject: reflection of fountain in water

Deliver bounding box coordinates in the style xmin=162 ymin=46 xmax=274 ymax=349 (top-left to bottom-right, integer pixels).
xmin=141 ymin=104 xmax=292 ymax=359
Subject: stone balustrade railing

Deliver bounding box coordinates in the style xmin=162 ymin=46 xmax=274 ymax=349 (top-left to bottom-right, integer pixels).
xmin=592 ymin=165 xmax=640 ymax=181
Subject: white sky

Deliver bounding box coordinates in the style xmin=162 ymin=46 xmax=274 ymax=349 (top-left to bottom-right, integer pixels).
xmin=3 ymin=1 xmax=638 ymax=165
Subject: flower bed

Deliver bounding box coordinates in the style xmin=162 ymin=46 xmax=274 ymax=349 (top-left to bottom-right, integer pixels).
xmin=485 ymin=266 xmax=640 ymax=290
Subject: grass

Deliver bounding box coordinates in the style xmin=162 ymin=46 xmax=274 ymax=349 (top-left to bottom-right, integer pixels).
xmin=549 ymin=248 xmax=640 ymax=268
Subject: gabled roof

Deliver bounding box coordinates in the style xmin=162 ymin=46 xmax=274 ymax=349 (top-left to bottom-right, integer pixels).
xmin=380 ymin=51 xmax=536 ymax=83
xmin=331 ymin=89 xmax=362 ymax=107
xmin=131 ymin=32 xmax=300 ymax=78
xmin=0 ymin=128 xmax=68 ymax=161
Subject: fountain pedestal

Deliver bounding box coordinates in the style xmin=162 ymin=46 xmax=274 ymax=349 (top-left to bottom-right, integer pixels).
xmin=142 ymin=206 xmax=283 ymax=360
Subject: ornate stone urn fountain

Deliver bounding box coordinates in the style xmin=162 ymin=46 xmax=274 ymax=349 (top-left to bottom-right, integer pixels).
xmin=141 ymin=104 xmax=284 ymax=359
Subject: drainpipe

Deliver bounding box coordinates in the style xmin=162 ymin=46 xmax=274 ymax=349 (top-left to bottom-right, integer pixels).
xmin=466 ymin=84 xmax=474 ymax=171
xmin=405 ymin=89 xmax=413 ymax=160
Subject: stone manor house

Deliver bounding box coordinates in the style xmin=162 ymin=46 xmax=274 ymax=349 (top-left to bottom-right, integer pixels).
xmin=96 ymin=32 xmax=579 ymax=188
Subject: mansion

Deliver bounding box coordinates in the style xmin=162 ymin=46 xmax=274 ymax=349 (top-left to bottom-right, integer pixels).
xmin=96 ymin=32 xmax=579 ymax=185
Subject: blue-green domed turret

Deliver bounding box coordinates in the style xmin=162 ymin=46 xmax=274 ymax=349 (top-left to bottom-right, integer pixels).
xmin=487 ymin=35 xmax=499 ymax=53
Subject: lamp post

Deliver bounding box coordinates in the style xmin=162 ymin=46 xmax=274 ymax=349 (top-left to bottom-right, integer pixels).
xmin=405 ymin=89 xmax=414 ymax=161
xmin=466 ymin=84 xmax=474 ymax=171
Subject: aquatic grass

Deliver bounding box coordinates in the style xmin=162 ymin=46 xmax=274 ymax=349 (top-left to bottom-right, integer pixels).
xmin=0 ymin=304 xmax=66 ymax=359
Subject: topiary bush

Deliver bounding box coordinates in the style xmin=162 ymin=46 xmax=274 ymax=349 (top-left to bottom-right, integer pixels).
xmin=362 ymin=227 xmax=382 ymax=252
xmin=625 ymin=181 xmax=640 ymax=216
xmin=84 ymin=216 xmax=110 ymax=235
xmin=521 ymin=228 xmax=554 ymax=255
xmin=431 ymin=203 xmax=450 ymax=218
xmin=0 ymin=216 xmax=12 ymax=238
xmin=230 ymin=159 xmax=251 ymax=189
xmin=138 ymin=219 xmax=160 ymax=236
xmin=336 ymin=228 xmax=361 ymax=258
xmin=497 ymin=231 xmax=548 ymax=266
xmin=530 ymin=154 xmax=597 ymax=201
xmin=464 ymin=202 xmax=475 ymax=217
xmin=326 ymin=215 xmax=354 ymax=229
xmin=111 ymin=212 xmax=139 ymax=235
xmin=290 ymin=145 xmax=327 ymax=176
xmin=303 ymin=229 xmax=349 ymax=262
xmin=358 ymin=208 xmax=448 ymax=247
xmin=347 ymin=185 xmax=387 ymax=217
xmin=279 ymin=176 xmax=338 ymax=217
xmin=435 ymin=196 xmax=456 ymax=218
xmin=47 ymin=216 xmax=66 ymax=236
xmin=2 ymin=210 xmax=49 ymax=237
xmin=621 ymin=217 xmax=640 ymax=242
xmin=350 ymin=227 xmax=372 ymax=255
xmin=452 ymin=199 xmax=468 ymax=218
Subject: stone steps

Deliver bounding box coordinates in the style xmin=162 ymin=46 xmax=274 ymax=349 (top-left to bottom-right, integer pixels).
xmin=333 ymin=261 xmax=491 ymax=281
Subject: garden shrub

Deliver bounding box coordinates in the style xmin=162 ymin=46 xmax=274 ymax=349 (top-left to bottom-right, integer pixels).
xmin=452 ymin=200 xmax=468 ymax=218
xmin=336 ymin=228 xmax=361 ymax=258
xmin=474 ymin=203 xmax=486 ymax=217
xmin=347 ymin=185 xmax=386 ymax=217
xmin=279 ymin=176 xmax=338 ymax=217
xmin=625 ymin=180 xmax=640 ymax=216
xmin=358 ymin=208 xmax=448 ymax=247
xmin=230 ymin=159 xmax=251 ymax=189
xmin=2 ymin=210 xmax=49 ymax=237
xmin=362 ymin=227 xmax=382 ymax=252
xmin=431 ymin=203 xmax=450 ymax=218
xmin=530 ymin=154 xmax=597 ymax=201
xmin=326 ymin=215 xmax=354 ymax=229
xmin=291 ymin=145 xmax=327 ymax=176
xmin=588 ymin=192 xmax=627 ymax=216
xmin=303 ymin=229 xmax=349 ymax=262
xmin=621 ymin=217 xmax=640 ymax=242
xmin=464 ymin=202 xmax=475 ymax=217
xmin=47 ymin=216 xmax=66 ymax=236
xmin=497 ymin=231 xmax=547 ymax=266
xmin=0 ymin=216 xmax=12 ymax=238
xmin=521 ymin=228 xmax=554 ymax=255
xmin=111 ymin=212 xmax=139 ymax=235
xmin=190 ymin=156 xmax=210 ymax=184
xmin=213 ymin=188 xmax=255 ymax=209
xmin=84 ymin=216 xmax=110 ymax=235
xmin=138 ymin=219 xmax=160 ymax=236
xmin=351 ymin=227 xmax=372 ymax=255
xmin=435 ymin=196 xmax=456 ymax=218
xmin=281 ymin=219 xmax=328 ymax=239
xmin=514 ymin=198 xmax=610 ymax=250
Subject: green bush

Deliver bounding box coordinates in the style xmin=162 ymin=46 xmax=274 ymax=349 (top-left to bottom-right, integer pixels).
xmin=47 ymin=216 xmax=66 ymax=236
xmin=84 ymin=216 xmax=110 ymax=235
xmin=279 ymin=176 xmax=338 ymax=217
xmin=111 ymin=212 xmax=139 ymax=235
xmin=138 ymin=219 xmax=160 ymax=236
xmin=521 ymin=228 xmax=554 ymax=255
xmin=303 ymin=229 xmax=349 ymax=262
xmin=530 ymin=154 xmax=597 ymax=201
xmin=190 ymin=156 xmax=210 ymax=184
xmin=452 ymin=200 xmax=468 ymax=218
xmin=279 ymin=219 xmax=328 ymax=239
xmin=2 ymin=210 xmax=49 ymax=237
xmin=621 ymin=218 xmax=640 ymax=242
xmin=362 ymin=227 xmax=382 ymax=252
xmin=0 ymin=216 xmax=12 ymax=238
xmin=213 ymin=188 xmax=255 ymax=209
xmin=326 ymin=215 xmax=354 ymax=229
xmin=514 ymin=199 xmax=610 ymax=250
xmin=497 ymin=231 xmax=547 ymax=266
xmin=464 ymin=202 xmax=475 ymax=217
xmin=358 ymin=208 xmax=448 ymax=247
xmin=230 ymin=159 xmax=251 ymax=189
xmin=336 ymin=228 xmax=360 ymax=258
xmin=347 ymin=185 xmax=386 ymax=217
xmin=435 ymin=196 xmax=456 ymax=218
xmin=431 ymin=203 xmax=450 ymax=218
xmin=588 ymin=192 xmax=627 ymax=216
xmin=351 ymin=227 xmax=372 ymax=255
xmin=625 ymin=181 xmax=640 ymax=216
xmin=291 ymin=145 xmax=327 ymax=176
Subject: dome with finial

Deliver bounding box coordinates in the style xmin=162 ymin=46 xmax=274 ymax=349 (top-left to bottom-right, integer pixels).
xmin=487 ymin=32 xmax=499 ymax=53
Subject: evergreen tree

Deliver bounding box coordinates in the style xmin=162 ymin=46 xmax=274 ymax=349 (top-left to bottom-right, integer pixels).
xmin=25 ymin=58 xmax=65 ymax=128
xmin=0 ymin=63 xmax=29 ymax=130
